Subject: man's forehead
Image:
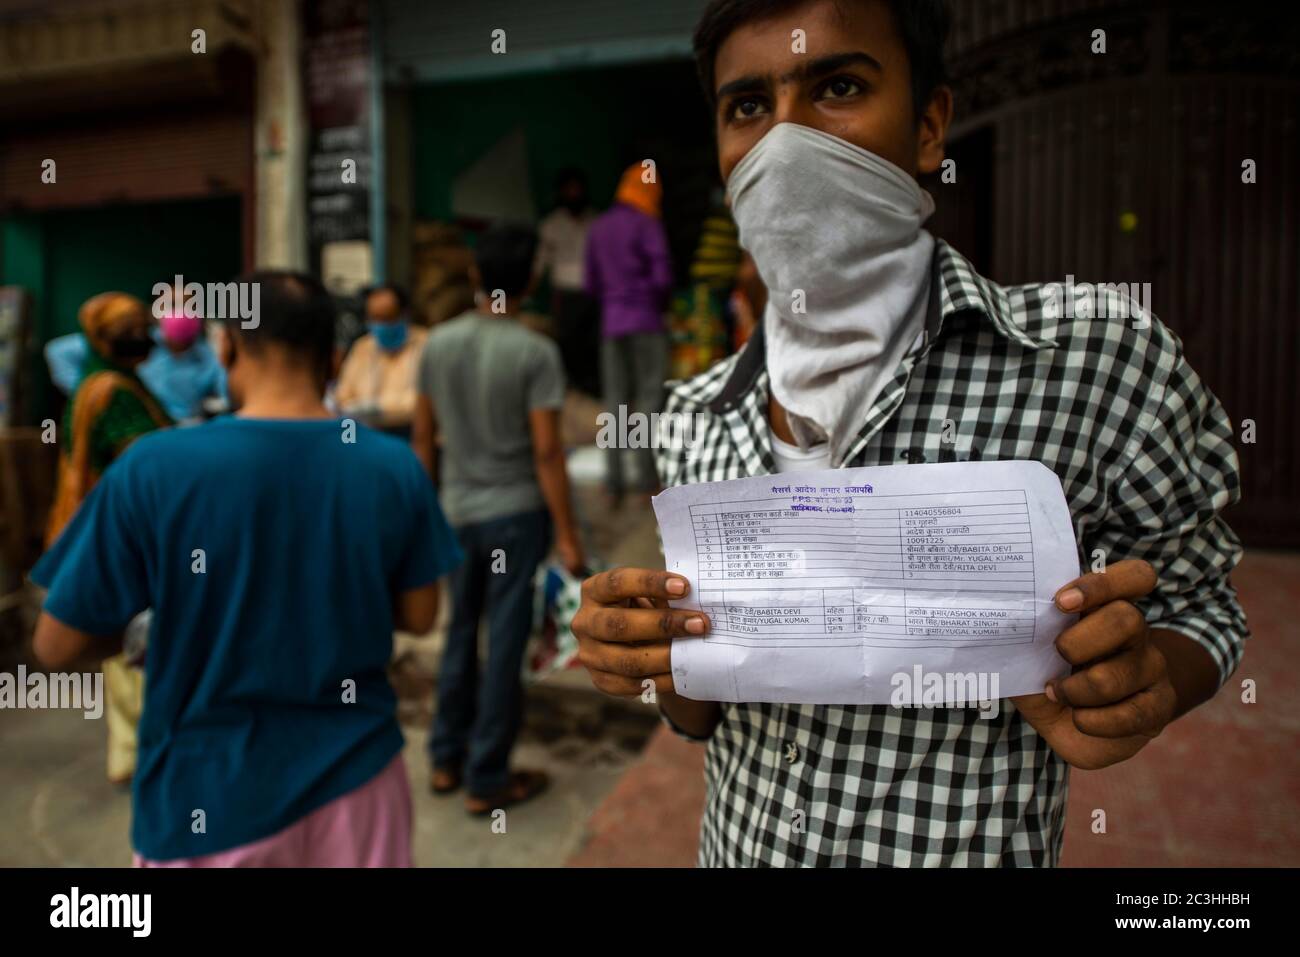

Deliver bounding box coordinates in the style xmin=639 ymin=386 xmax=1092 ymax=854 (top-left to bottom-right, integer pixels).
xmin=713 ymin=0 xmax=896 ymax=87
xmin=367 ymin=289 xmax=399 ymax=310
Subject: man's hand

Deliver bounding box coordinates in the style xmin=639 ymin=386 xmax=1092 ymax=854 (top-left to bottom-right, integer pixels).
xmin=1012 ymin=559 xmax=1178 ymax=770
xmin=555 ymin=533 xmax=587 ymax=577
xmin=572 ymin=567 xmax=709 ymax=697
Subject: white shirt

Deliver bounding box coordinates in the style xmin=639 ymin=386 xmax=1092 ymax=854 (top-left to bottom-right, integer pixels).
xmin=536 ymin=208 xmax=593 ymax=291
xmin=769 ymin=429 xmax=832 ymax=472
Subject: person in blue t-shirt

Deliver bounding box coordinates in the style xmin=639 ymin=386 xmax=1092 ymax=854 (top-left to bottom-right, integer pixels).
xmin=31 ymin=271 xmax=463 ymax=867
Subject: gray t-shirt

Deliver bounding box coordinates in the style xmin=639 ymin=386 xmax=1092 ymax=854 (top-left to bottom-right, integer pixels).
xmin=418 ymin=311 xmax=565 ymax=525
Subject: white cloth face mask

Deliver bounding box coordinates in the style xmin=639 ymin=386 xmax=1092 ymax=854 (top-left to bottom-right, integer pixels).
xmin=727 ymin=122 xmax=936 ymax=465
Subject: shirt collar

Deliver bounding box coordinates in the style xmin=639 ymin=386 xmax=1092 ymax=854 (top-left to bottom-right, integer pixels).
xmin=708 ymin=239 xmax=1055 ymax=414
xmin=934 ymin=240 xmax=1058 ymax=350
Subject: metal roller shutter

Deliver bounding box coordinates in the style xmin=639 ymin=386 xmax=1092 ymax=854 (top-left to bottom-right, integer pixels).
xmin=0 ymin=109 xmax=252 ymax=212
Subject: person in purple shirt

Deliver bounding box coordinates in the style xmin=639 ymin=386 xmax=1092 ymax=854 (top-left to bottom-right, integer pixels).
xmin=584 ymin=163 xmax=674 ymax=501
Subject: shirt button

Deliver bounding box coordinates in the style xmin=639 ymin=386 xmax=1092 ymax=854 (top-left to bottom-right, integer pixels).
xmin=784 ymin=743 xmax=799 ymax=764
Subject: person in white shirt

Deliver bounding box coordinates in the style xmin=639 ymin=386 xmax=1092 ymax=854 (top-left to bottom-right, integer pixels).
xmin=534 ymin=167 xmax=600 ymax=396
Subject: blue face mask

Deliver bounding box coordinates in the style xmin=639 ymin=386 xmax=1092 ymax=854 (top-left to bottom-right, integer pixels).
xmin=368 ymin=319 xmax=409 ymax=352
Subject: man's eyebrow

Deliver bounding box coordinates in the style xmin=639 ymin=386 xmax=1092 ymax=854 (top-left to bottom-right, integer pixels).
xmin=793 ymin=51 xmax=884 ymax=82
xmin=715 ymin=73 xmax=767 ymax=102
xmin=715 ymin=50 xmax=884 ymax=101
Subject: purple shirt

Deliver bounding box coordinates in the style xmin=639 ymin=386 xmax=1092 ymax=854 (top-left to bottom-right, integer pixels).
xmin=583 ymin=203 xmax=674 ymax=338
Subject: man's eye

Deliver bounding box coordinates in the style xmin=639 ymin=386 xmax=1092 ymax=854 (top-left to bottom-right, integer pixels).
xmin=819 ymin=77 xmax=863 ymax=99
xmin=729 ymin=97 xmax=767 ymax=120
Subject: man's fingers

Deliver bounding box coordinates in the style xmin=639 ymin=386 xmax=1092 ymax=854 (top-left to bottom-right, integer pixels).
xmin=588 ymin=670 xmax=674 ymax=698
xmin=573 ymin=605 xmax=708 ymax=644
xmin=1069 ymin=683 xmax=1174 ymax=739
xmin=1049 ymin=643 xmax=1165 ymax=708
xmin=1054 ymin=600 xmax=1148 ymax=665
xmin=578 ymin=638 xmax=672 ymax=677
xmin=1055 ymin=559 xmax=1157 ymax=614
xmin=583 ymin=567 xmax=689 ymax=605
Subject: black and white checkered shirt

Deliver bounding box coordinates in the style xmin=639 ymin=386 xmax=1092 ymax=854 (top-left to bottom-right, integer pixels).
xmin=654 ymin=240 xmax=1247 ymax=867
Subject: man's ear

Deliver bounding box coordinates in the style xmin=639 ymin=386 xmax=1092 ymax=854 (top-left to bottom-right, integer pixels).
xmin=916 ymin=85 xmax=954 ymax=177
xmin=217 ymin=325 xmax=236 ymax=370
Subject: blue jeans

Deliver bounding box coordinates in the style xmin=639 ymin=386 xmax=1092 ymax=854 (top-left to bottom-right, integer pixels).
xmin=430 ymin=508 xmax=551 ymax=796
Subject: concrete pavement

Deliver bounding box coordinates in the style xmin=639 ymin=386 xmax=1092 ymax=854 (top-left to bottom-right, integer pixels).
xmin=0 ymin=678 xmax=658 ymax=867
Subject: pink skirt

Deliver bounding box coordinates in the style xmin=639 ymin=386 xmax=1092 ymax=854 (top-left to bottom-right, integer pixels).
xmin=134 ymin=754 xmax=412 ymax=868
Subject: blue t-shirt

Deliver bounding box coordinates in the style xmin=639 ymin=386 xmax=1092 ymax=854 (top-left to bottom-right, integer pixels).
xmin=31 ymin=416 xmax=462 ymax=861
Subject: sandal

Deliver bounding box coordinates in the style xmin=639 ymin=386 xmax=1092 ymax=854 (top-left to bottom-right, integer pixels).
xmin=430 ymin=765 xmax=463 ymax=795
xmin=464 ymin=770 xmax=550 ymax=815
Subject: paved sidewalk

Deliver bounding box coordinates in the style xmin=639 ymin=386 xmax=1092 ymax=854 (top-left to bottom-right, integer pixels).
xmin=0 ymin=681 xmax=658 ymax=868
xmin=567 ymin=549 xmax=1300 ymax=867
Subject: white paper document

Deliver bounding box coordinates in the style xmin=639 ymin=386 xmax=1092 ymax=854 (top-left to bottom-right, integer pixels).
xmin=652 ymin=460 xmax=1079 ymax=705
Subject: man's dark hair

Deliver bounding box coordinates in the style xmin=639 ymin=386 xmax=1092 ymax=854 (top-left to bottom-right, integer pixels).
xmin=554 ymin=166 xmax=588 ymax=192
xmin=475 ymin=223 xmax=538 ymax=299
xmin=225 ymin=270 xmax=336 ymax=383
xmin=362 ymin=281 xmax=410 ymax=310
xmin=692 ymin=0 xmax=949 ymax=118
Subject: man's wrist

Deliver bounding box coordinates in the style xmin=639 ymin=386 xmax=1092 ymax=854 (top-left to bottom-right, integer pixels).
xmin=658 ymin=689 xmax=722 ymax=741
xmin=1150 ymin=627 xmax=1221 ymax=719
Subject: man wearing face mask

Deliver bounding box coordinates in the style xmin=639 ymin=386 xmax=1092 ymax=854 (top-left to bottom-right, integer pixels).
xmin=572 ymin=0 xmax=1247 ymax=867
xmin=334 ymin=283 xmax=428 ymax=435
xmin=139 ymin=290 xmax=227 ymax=424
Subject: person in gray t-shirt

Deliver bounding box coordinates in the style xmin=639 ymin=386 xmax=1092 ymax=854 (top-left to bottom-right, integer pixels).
xmin=412 ymin=223 xmax=585 ymax=814
xmin=417 ymin=309 xmax=560 ymax=525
